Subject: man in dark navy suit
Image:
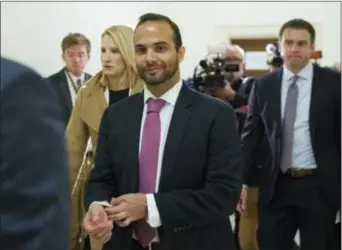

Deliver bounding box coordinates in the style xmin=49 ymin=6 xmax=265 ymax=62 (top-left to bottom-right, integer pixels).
xmin=240 ymin=19 xmax=340 ymax=250
xmin=82 ymin=13 xmax=243 ymax=250
xmin=0 ymin=57 xmax=70 ymax=250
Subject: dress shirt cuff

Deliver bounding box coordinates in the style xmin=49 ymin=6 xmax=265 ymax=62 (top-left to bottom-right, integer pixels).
xmin=89 ymin=201 xmax=112 ymax=210
xmin=146 ymin=194 xmax=162 ymax=228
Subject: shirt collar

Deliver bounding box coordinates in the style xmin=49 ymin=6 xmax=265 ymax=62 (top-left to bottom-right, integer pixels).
xmin=65 ymin=70 xmax=85 ymax=83
xmin=283 ymin=61 xmax=313 ymax=83
xmin=143 ymin=79 xmax=183 ymax=106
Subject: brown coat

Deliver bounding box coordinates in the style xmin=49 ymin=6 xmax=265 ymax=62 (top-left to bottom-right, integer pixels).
xmin=66 ymin=72 xmax=143 ymax=250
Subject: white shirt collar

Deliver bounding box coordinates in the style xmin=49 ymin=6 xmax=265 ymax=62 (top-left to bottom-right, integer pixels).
xmin=143 ymin=79 xmax=183 ymax=106
xmin=283 ymin=61 xmax=313 ymax=83
xmin=65 ymin=70 xmax=85 ymax=83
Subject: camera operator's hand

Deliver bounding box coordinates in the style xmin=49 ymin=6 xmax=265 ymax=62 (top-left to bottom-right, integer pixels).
xmin=209 ymin=81 xmax=236 ymax=101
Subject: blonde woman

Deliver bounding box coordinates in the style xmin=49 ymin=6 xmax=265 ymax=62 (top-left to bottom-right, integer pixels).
xmin=67 ymin=25 xmax=144 ymax=250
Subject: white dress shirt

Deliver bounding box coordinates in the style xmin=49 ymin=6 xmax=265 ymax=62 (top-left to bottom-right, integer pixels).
xmin=281 ymin=62 xmax=316 ymax=169
xmin=93 ymin=80 xmax=183 ymax=242
xmin=64 ymin=70 xmax=85 ymax=106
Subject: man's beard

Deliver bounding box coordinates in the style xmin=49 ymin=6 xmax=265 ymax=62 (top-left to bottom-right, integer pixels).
xmin=138 ymin=59 xmax=178 ymax=86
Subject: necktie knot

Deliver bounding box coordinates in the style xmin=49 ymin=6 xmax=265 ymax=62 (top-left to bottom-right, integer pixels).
xmin=290 ymin=75 xmax=299 ymax=86
xmin=147 ymin=98 xmax=165 ymax=113
xmin=76 ymin=79 xmax=82 ymax=86
xmin=75 ymin=79 xmax=83 ymax=92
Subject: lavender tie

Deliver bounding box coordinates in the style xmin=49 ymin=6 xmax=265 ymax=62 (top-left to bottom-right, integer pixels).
xmin=135 ymin=98 xmax=165 ymax=247
xmin=280 ymin=75 xmax=299 ymax=173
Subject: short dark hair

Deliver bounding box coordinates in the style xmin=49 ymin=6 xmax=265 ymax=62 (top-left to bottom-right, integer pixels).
xmin=279 ymin=18 xmax=316 ymax=43
xmin=136 ymin=13 xmax=183 ymax=50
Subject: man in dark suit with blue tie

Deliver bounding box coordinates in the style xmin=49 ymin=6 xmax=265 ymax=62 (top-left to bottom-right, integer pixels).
xmin=81 ymin=13 xmax=243 ymax=250
xmin=240 ymin=19 xmax=341 ymax=250
xmin=0 ymin=57 xmax=70 ymax=250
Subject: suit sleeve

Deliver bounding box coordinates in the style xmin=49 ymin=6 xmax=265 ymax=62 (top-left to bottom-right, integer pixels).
xmin=84 ymin=109 xmax=118 ymax=209
xmin=230 ymin=78 xmax=255 ymax=109
xmin=0 ymin=70 xmax=70 ymax=250
xmin=240 ymin=80 xmax=265 ymax=185
xmin=154 ymin=103 xmax=243 ymax=227
xmin=66 ymin=88 xmax=89 ymax=191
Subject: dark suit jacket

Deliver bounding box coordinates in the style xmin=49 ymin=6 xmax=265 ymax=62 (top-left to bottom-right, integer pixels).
xmin=0 ymin=58 xmax=70 ymax=249
xmin=47 ymin=68 xmax=92 ymax=126
xmin=241 ymin=64 xmax=341 ymax=208
xmin=230 ymin=76 xmax=255 ymax=109
xmin=85 ymin=84 xmax=242 ymax=250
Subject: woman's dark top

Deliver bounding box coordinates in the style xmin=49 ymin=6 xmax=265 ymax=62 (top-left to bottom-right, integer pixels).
xmin=109 ymin=88 xmax=129 ymax=105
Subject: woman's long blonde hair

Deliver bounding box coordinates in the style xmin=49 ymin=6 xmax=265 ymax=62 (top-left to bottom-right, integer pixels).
xmin=100 ymin=25 xmax=144 ymax=94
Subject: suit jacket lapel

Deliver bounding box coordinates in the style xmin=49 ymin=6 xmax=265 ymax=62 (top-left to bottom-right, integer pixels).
xmin=265 ymin=69 xmax=283 ymax=136
xmin=273 ymin=70 xmax=283 ymax=131
xmin=159 ymin=85 xmax=193 ymax=191
xmin=308 ymin=64 xmax=320 ymax=148
xmin=273 ymin=65 xmax=320 ymax=139
xmin=125 ymin=93 xmax=144 ymax=192
xmin=57 ymin=69 xmax=73 ymax=112
xmin=85 ymin=73 xmax=92 ymax=82
xmin=124 ymin=85 xmax=193 ymax=192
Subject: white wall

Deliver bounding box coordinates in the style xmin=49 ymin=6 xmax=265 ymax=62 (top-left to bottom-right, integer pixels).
xmin=1 ymin=2 xmax=160 ymax=76
xmin=1 ymin=2 xmax=340 ymax=78
xmin=162 ymin=2 xmax=340 ymax=77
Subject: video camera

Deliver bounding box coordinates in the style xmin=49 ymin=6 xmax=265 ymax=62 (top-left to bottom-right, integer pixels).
xmin=266 ymin=43 xmax=284 ymax=68
xmin=192 ymin=43 xmax=240 ymax=92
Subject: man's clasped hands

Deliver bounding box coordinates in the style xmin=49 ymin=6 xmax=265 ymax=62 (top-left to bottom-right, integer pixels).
xmin=82 ymin=193 xmax=148 ymax=244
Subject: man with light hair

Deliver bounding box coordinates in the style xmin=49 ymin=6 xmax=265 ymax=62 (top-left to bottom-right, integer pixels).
xmin=204 ymin=43 xmax=258 ymax=250
xmin=229 ymin=44 xmax=245 ymax=58
xmin=208 ymin=44 xmax=255 ymax=109
xmin=223 ymin=46 xmax=260 ymax=250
